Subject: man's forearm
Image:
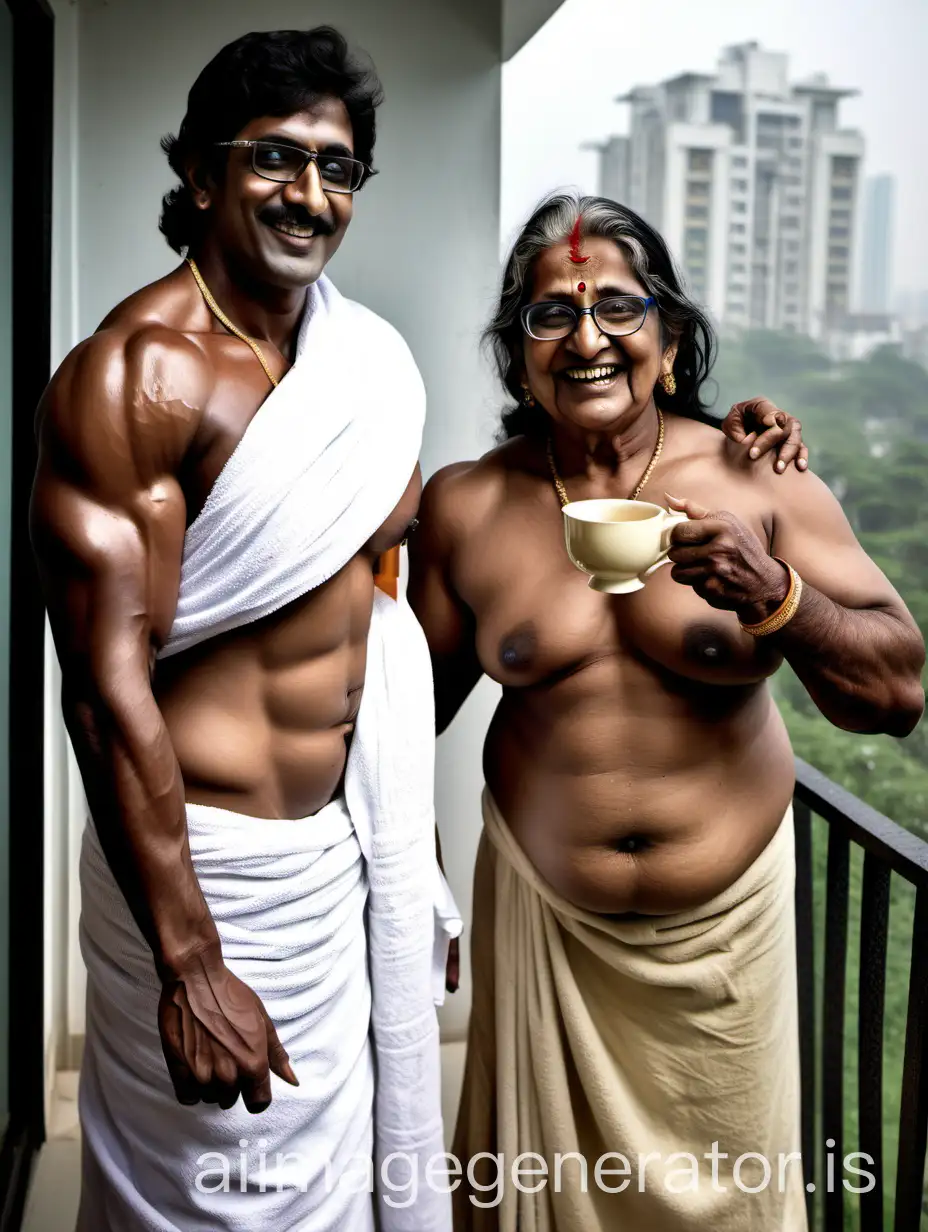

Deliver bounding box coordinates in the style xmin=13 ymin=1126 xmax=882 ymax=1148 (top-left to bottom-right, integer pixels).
xmin=744 ymin=582 xmax=925 ymax=735
xmin=64 ymin=684 xmax=221 ymax=977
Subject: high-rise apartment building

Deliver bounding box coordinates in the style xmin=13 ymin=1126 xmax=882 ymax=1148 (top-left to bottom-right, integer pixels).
xmin=859 ymin=175 xmax=895 ymax=314
xmin=592 ymin=43 xmax=865 ymax=338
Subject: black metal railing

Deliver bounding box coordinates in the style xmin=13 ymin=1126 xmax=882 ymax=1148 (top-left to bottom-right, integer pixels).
xmin=794 ymin=757 xmax=928 ymax=1231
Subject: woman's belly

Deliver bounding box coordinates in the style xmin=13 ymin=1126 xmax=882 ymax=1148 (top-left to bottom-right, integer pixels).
xmin=483 ymin=667 xmax=795 ymax=915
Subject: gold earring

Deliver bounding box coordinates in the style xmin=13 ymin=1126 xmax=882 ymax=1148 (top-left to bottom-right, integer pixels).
xmin=660 ymin=370 xmax=677 ymax=396
xmin=521 ymin=385 xmax=536 ymax=407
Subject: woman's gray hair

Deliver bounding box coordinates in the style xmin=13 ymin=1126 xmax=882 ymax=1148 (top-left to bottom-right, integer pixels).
xmin=486 ymin=192 xmax=717 ymax=439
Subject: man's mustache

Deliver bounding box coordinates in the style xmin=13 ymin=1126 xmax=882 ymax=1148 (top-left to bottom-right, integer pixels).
xmin=258 ymin=204 xmax=335 ymax=237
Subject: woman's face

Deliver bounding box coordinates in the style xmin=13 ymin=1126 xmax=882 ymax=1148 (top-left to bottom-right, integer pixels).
xmin=520 ymin=236 xmax=676 ymax=436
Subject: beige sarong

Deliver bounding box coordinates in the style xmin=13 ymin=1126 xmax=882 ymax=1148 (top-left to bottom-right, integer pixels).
xmin=452 ymin=789 xmax=808 ymax=1232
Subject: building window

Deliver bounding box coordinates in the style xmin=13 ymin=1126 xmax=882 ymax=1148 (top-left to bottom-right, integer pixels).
xmin=732 ymin=201 xmax=747 ymax=214
xmin=829 ymin=226 xmax=849 ymax=240
xmin=687 ymin=205 xmax=709 ymax=220
xmin=730 ymin=243 xmax=747 ymax=255
xmin=688 ymin=149 xmax=713 ymax=173
xmin=732 ymin=155 xmax=748 ymax=168
xmin=784 ymin=261 xmax=799 ymax=276
xmin=829 ymin=244 xmax=849 ymax=259
xmin=730 ymin=222 xmax=746 ymax=234
xmin=831 ymin=185 xmax=852 ymax=201
xmin=832 ymin=155 xmax=856 ymax=177
xmin=788 ymin=137 xmax=804 ymax=149
xmin=731 ymin=178 xmax=748 ymax=193
xmin=781 ymin=217 xmax=800 ymax=229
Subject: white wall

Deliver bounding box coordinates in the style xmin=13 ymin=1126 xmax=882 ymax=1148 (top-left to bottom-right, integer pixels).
xmin=47 ymin=0 xmax=512 ymax=1048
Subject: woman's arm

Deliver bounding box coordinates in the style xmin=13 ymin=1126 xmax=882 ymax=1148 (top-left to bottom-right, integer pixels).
xmin=407 ymin=466 xmax=485 ymax=735
xmin=666 ymin=473 xmax=925 ymax=736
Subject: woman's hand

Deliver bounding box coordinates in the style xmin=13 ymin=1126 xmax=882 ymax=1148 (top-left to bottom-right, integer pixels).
xmin=721 ymin=397 xmax=809 ymax=474
xmin=664 ymin=494 xmax=790 ymax=625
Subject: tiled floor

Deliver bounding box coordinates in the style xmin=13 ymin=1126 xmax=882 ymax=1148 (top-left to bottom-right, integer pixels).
xmin=20 ymin=1042 xmax=468 ymax=1231
xmin=22 ymin=1073 xmax=81 ymax=1232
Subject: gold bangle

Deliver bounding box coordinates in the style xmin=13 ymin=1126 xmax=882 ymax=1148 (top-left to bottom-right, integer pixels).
xmin=739 ymin=558 xmax=803 ymax=637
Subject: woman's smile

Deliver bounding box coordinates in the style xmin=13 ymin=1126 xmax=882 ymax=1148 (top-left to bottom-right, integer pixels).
xmin=557 ymin=362 xmax=626 ymax=389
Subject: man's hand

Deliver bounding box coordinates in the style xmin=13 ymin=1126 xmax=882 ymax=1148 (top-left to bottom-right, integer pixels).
xmin=664 ymin=494 xmax=789 ymax=625
xmin=721 ymin=397 xmax=809 ymax=474
xmin=446 ymin=936 xmax=460 ymax=995
xmin=159 ymin=951 xmax=298 ymax=1113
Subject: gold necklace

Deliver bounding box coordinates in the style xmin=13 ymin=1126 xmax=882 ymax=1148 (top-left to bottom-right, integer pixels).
xmin=185 ymin=256 xmax=279 ymax=389
xmin=547 ymin=408 xmax=665 ymax=508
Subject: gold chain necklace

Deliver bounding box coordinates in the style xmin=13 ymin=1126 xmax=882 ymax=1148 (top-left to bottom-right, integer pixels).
xmin=546 ymin=407 xmax=665 ymax=508
xmin=185 ymin=256 xmax=279 ymax=389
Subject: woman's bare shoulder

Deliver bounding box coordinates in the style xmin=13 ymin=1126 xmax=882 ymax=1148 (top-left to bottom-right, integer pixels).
xmin=420 ymin=435 xmax=538 ymax=536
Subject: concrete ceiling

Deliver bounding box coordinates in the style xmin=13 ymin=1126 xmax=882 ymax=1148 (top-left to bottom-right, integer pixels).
xmin=501 ymin=0 xmax=565 ymax=61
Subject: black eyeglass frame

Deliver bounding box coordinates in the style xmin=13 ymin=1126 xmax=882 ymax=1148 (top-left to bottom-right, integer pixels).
xmin=520 ymin=294 xmax=657 ymax=341
xmin=214 ymin=140 xmax=377 ymax=193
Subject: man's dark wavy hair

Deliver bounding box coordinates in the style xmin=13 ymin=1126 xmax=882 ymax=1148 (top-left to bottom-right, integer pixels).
xmin=159 ymin=27 xmax=383 ymax=254
xmin=485 ymin=193 xmax=717 ymax=439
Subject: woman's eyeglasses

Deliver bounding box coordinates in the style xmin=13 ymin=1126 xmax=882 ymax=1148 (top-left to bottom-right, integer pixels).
xmin=521 ymin=295 xmax=656 ymax=342
xmin=214 ymin=140 xmax=376 ymax=194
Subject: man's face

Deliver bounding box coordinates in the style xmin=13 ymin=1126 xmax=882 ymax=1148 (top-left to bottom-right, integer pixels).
xmin=196 ymin=97 xmax=357 ymax=289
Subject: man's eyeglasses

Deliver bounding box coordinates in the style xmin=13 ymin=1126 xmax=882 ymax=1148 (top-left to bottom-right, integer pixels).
xmin=521 ymin=295 xmax=656 ymax=342
xmin=214 ymin=140 xmax=376 ymax=194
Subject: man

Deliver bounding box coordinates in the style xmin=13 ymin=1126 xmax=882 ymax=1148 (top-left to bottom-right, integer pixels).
xmin=31 ymin=27 xmax=457 ymax=1232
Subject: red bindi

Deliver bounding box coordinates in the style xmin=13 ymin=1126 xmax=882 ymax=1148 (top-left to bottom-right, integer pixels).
xmin=577 ymin=282 xmax=586 ymax=293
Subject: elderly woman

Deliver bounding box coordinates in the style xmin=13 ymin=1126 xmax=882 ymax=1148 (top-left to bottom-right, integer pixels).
xmin=408 ymin=194 xmax=925 ymax=1232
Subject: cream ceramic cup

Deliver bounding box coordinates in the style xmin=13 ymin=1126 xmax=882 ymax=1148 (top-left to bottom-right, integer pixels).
xmin=562 ymin=499 xmax=689 ymax=594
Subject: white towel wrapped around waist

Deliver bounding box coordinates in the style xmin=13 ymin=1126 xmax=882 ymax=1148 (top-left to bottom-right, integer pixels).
xmin=78 ymin=799 xmax=376 ymax=1232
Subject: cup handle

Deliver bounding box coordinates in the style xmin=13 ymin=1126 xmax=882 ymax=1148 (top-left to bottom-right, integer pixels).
xmin=642 ymin=510 xmax=690 ymax=578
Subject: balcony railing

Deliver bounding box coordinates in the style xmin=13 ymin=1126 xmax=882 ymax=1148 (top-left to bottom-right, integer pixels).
xmin=793 ymin=756 xmax=928 ymax=1231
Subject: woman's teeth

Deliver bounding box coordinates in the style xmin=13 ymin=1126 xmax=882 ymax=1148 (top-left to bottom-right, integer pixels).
xmin=562 ymin=365 xmax=621 ymax=384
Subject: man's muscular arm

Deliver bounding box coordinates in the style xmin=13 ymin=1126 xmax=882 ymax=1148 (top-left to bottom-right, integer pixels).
xmin=666 ymin=473 xmax=925 ymax=736
xmin=31 ymin=329 xmax=296 ymax=1111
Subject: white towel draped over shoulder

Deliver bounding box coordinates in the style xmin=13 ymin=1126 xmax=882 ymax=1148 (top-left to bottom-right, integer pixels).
xmin=158 ymin=274 xmax=425 ymax=660
xmin=141 ymin=275 xmax=459 ymax=1230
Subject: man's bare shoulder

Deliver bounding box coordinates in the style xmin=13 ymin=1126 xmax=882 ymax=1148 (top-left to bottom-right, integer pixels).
xmin=39 ymin=271 xmax=215 ymax=487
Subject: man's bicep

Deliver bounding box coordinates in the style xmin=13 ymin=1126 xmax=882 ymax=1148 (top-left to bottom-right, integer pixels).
xmin=770 ymin=472 xmax=904 ymax=613
xmin=32 ymin=471 xmax=163 ymax=686
xmin=32 ymin=341 xmax=189 ymax=655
